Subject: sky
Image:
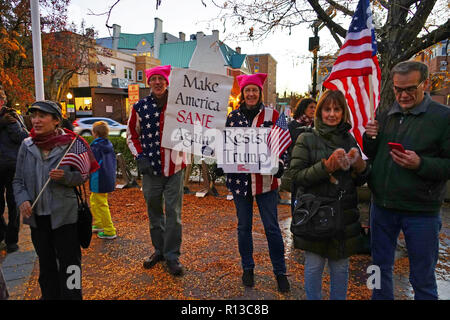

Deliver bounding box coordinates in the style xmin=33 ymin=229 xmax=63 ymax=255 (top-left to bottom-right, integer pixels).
xmin=66 ymin=0 xmax=335 ymax=95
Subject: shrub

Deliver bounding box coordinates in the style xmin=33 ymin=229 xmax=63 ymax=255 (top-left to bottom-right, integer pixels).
xmin=83 ymin=136 xmax=136 ymax=170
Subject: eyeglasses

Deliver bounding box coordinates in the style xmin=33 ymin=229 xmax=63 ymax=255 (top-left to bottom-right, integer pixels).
xmin=393 ymin=80 xmax=424 ymax=95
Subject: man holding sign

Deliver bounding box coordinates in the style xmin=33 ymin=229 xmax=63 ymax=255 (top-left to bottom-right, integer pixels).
xmin=217 ymin=73 xmax=291 ymax=293
xmin=127 ymin=65 xmax=187 ymax=276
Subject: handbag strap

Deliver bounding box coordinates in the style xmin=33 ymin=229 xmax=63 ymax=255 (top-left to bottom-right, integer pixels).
xmin=74 ymin=185 xmax=86 ymax=205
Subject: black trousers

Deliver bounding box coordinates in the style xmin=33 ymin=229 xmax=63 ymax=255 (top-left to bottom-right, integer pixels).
xmin=30 ymin=215 xmax=82 ymax=300
xmin=0 ymin=164 xmax=20 ymax=246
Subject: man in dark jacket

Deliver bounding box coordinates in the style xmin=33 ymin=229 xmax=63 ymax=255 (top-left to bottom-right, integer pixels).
xmin=0 ymin=86 xmax=29 ymax=253
xmin=363 ymin=61 xmax=450 ymax=300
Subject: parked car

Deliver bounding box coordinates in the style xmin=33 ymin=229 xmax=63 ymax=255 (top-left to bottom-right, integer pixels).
xmin=73 ymin=117 xmax=127 ymax=138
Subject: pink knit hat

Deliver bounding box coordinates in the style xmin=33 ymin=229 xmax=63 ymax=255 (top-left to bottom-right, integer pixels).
xmin=236 ymin=73 xmax=267 ymax=90
xmin=145 ymin=65 xmax=171 ymax=85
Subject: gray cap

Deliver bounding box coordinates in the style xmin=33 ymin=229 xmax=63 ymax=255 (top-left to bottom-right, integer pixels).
xmin=29 ymin=100 xmax=62 ymax=119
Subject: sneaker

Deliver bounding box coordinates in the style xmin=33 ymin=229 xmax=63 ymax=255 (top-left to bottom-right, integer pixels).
xmin=143 ymin=252 xmax=164 ymax=269
xmin=6 ymin=243 xmax=19 ymax=253
xmin=92 ymin=226 xmax=104 ymax=233
xmin=276 ymin=274 xmax=290 ymax=293
xmin=242 ymin=269 xmax=254 ymax=287
xmin=166 ymin=259 xmax=184 ymax=276
xmin=97 ymin=232 xmax=117 ymax=240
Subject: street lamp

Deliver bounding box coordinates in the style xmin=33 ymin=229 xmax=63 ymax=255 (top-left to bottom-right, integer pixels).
xmin=66 ymin=92 xmax=73 ymax=100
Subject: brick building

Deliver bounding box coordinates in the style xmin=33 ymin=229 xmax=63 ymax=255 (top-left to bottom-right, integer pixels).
xmin=246 ymin=54 xmax=277 ymax=107
xmin=414 ymin=39 xmax=449 ymax=106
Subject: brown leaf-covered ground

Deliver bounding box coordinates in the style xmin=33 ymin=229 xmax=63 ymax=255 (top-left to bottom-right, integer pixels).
xmin=20 ymin=182 xmax=450 ymax=300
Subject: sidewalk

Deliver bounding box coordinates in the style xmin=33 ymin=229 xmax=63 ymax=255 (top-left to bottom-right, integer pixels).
xmin=0 ymin=222 xmax=36 ymax=300
xmin=2 ymin=184 xmax=449 ymax=300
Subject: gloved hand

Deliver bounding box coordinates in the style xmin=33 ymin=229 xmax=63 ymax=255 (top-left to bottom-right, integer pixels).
xmin=214 ymin=167 xmax=225 ymax=177
xmin=322 ymin=148 xmax=349 ymax=173
xmin=136 ymin=155 xmax=151 ymax=175
xmin=274 ymin=162 xmax=284 ymax=178
xmin=347 ymin=147 xmax=367 ymax=173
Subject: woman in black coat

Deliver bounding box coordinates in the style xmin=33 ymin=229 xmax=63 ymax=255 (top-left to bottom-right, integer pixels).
xmin=289 ymin=90 xmax=370 ymax=300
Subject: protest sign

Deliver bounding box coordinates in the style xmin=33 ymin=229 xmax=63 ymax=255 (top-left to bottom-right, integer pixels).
xmin=217 ymin=127 xmax=278 ymax=174
xmin=161 ymin=68 xmax=233 ymax=157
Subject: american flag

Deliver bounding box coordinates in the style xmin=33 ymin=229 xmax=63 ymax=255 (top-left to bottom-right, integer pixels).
xmin=267 ymin=112 xmax=292 ymax=158
xmin=60 ymin=136 xmax=99 ymax=179
xmin=323 ymin=0 xmax=381 ymax=150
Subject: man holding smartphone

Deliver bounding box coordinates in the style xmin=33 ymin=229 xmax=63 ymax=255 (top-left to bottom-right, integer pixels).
xmin=363 ymin=61 xmax=450 ymax=300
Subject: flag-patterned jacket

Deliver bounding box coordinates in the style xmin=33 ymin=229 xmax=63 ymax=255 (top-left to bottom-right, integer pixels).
xmin=225 ymin=103 xmax=286 ymax=196
xmin=127 ymin=94 xmax=187 ymax=177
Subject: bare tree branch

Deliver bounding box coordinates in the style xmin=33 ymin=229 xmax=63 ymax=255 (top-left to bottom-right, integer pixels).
xmin=324 ymin=0 xmax=354 ymax=16
xmin=403 ymin=18 xmax=450 ymax=60
xmin=307 ymin=0 xmax=347 ymax=39
xmin=405 ymin=0 xmax=438 ymax=40
xmin=377 ymin=0 xmax=390 ymax=9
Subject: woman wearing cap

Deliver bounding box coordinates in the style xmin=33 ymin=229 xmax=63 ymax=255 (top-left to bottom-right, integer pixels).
xmin=289 ymin=90 xmax=369 ymax=300
xmin=13 ymin=100 xmax=95 ymax=300
xmin=220 ymin=73 xmax=290 ymax=292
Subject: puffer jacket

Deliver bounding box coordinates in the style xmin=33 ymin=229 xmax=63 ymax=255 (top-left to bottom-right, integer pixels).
xmin=289 ymin=121 xmax=370 ymax=260
xmin=13 ymin=136 xmax=86 ymax=230
xmin=363 ymin=94 xmax=450 ymax=214
xmin=89 ymin=137 xmax=116 ymax=193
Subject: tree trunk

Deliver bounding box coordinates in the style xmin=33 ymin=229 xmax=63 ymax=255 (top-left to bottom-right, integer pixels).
xmin=378 ymin=54 xmax=396 ymax=112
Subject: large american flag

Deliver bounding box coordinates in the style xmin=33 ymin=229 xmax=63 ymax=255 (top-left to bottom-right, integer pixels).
xmin=323 ymin=0 xmax=381 ymax=150
xmin=60 ymin=136 xmax=99 ymax=179
xmin=267 ymin=112 xmax=292 ymax=158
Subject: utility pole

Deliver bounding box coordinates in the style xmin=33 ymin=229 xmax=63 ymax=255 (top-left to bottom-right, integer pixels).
xmin=309 ymin=7 xmax=336 ymax=99
xmin=309 ymin=25 xmax=319 ymax=99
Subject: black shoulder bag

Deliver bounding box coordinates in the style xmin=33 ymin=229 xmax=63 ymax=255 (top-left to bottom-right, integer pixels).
xmin=74 ymin=185 xmax=93 ymax=249
xmin=290 ymin=189 xmax=345 ymax=241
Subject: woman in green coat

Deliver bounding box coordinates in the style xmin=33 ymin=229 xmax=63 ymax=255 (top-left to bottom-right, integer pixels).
xmin=289 ymin=90 xmax=370 ymax=300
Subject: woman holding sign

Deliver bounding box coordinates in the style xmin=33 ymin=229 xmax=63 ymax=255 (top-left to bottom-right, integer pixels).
xmin=289 ymin=90 xmax=370 ymax=300
xmin=218 ymin=73 xmax=290 ymax=293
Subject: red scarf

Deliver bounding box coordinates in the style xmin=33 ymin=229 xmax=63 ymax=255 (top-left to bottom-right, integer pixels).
xmin=30 ymin=128 xmax=74 ymax=151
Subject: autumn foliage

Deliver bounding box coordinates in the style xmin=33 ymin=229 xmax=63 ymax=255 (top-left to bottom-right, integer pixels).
xmin=0 ymin=0 xmax=107 ymax=110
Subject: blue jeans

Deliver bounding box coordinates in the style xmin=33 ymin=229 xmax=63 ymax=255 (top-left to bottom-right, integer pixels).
xmin=370 ymin=203 xmax=441 ymax=300
xmin=233 ymin=190 xmax=287 ymax=275
xmin=304 ymin=251 xmax=349 ymax=300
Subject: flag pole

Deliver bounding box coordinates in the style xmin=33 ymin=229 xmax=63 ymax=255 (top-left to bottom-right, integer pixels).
xmin=31 ymin=136 xmax=78 ymax=210
xmin=368 ymin=74 xmax=377 ymax=139
xmin=369 ymin=75 xmax=375 ymax=120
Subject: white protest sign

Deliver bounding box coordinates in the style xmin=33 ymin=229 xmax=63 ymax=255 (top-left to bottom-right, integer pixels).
xmin=217 ymin=127 xmax=279 ymax=174
xmin=161 ymin=68 xmax=233 ymax=157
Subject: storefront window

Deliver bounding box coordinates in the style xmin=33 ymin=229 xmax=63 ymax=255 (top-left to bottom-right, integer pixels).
xmin=75 ymin=97 xmax=93 ymax=115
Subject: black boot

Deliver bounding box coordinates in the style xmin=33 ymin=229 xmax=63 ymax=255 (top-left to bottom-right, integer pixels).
xmin=276 ymin=274 xmax=290 ymax=293
xmin=242 ymin=269 xmax=254 ymax=287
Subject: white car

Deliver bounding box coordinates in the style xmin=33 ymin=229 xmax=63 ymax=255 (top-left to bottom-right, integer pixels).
xmin=73 ymin=117 xmax=127 ymax=138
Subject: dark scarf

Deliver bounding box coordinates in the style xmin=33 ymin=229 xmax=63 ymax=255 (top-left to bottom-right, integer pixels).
xmin=240 ymin=103 xmax=261 ymax=125
xmin=152 ymin=90 xmax=168 ymax=109
xmin=314 ymin=118 xmax=352 ymax=149
xmin=297 ymin=114 xmax=314 ymax=127
xmin=30 ymin=128 xmax=73 ymax=151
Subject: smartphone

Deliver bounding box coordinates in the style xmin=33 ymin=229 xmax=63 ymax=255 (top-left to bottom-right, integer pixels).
xmin=388 ymin=142 xmax=406 ymax=153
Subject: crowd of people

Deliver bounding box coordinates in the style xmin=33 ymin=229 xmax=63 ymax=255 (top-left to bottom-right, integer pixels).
xmin=0 ymin=60 xmax=448 ymax=300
